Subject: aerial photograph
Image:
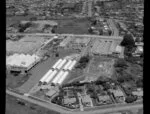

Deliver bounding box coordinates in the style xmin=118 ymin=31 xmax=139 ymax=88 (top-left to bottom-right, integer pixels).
xmin=6 ymin=0 xmax=143 ymax=114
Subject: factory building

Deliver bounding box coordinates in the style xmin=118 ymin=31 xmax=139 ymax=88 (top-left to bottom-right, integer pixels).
xmin=6 ymin=53 xmax=41 ymax=74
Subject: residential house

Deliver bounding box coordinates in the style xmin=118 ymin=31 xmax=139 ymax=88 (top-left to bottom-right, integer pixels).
xmin=81 ymin=95 xmax=93 ymax=107
xmin=110 ymin=89 xmax=125 ymax=103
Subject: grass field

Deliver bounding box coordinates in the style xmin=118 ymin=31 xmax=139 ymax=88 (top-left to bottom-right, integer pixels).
xmin=6 ymin=94 xmax=60 ymax=114
xmin=6 ymin=15 xmax=37 ymax=27
xmin=55 ymin=18 xmax=91 ymax=34
xmin=7 ymin=16 xmax=91 ymax=35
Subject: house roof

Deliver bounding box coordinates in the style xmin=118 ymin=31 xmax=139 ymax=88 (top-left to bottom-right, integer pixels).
xmin=98 ymin=95 xmax=110 ymax=101
xmin=82 ymin=95 xmax=91 ymax=103
xmin=111 ymin=89 xmax=124 ymax=97
xmin=46 ymin=89 xmax=57 ymax=97
xmin=63 ymin=97 xmax=76 ymax=104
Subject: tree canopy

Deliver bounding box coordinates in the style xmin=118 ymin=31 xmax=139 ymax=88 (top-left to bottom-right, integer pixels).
xmin=120 ymin=33 xmax=135 ymax=48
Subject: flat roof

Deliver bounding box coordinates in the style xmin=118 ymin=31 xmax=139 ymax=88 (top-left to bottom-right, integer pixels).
xmin=6 ymin=54 xmax=40 ymax=68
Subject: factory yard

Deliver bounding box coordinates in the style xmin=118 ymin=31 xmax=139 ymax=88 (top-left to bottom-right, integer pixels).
xmin=17 ymin=56 xmax=58 ymax=93
xmin=6 ymin=33 xmax=124 ymax=95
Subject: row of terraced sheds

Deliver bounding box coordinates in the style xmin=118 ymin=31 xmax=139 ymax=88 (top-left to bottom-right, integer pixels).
xmin=39 ymin=58 xmax=77 ymax=85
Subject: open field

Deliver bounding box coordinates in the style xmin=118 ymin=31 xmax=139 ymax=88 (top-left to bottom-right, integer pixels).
xmin=87 ymin=56 xmax=115 ymax=79
xmin=6 ymin=94 xmax=60 ymax=114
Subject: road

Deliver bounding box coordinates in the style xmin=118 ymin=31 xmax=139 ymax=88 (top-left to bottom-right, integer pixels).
xmin=6 ymin=33 xmax=123 ymax=40
xmin=87 ymin=0 xmax=92 ymax=17
xmin=6 ymin=89 xmax=143 ymax=114
xmin=107 ymin=19 xmax=119 ymax=36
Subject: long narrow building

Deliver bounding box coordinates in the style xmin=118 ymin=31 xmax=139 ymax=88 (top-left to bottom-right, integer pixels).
xmin=52 ymin=59 xmax=63 ymax=69
xmin=44 ymin=70 xmax=57 ymax=84
xmin=68 ymin=60 xmax=77 ymax=70
xmin=40 ymin=69 xmax=53 ymax=83
xmin=52 ymin=70 xmax=65 ymax=84
xmin=56 ymin=59 xmax=67 ymax=69
xmin=57 ymin=71 xmax=69 ymax=85
xmin=63 ymin=60 xmax=72 ymax=70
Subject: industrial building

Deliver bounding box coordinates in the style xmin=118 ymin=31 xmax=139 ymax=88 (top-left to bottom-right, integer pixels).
xmin=6 ymin=53 xmax=41 ymax=74
xmin=38 ymin=58 xmax=77 ymax=86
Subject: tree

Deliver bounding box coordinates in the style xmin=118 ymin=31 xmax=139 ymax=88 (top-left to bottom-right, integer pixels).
xmin=136 ymin=78 xmax=143 ymax=88
xmin=120 ymin=33 xmax=135 ymax=48
xmin=125 ymin=95 xmax=137 ymax=103
xmin=114 ymin=59 xmax=128 ymax=68
xmin=29 ymin=17 xmax=37 ymax=21
xmin=88 ymin=27 xmax=94 ymax=34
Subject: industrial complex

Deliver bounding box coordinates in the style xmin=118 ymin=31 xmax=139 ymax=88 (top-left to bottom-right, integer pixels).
xmin=6 ymin=0 xmax=143 ymax=114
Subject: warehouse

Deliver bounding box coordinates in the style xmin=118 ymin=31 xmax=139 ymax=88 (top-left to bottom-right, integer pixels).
xmin=6 ymin=53 xmax=41 ymax=74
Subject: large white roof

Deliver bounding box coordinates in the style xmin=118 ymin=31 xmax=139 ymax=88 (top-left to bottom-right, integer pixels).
xmin=6 ymin=54 xmax=40 ymax=68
